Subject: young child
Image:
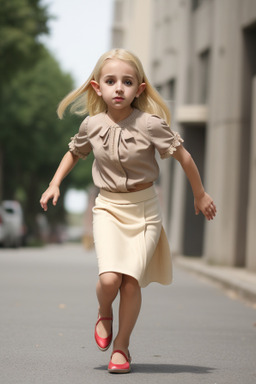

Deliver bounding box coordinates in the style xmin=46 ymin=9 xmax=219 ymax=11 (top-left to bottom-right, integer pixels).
xmin=40 ymin=48 xmax=216 ymax=374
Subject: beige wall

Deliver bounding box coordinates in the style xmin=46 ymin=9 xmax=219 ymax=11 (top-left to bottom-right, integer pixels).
xmin=111 ymin=0 xmax=256 ymax=271
xmin=246 ymin=77 xmax=256 ymax=270
xmin=111 ymin=0 xmax=153 ymax=74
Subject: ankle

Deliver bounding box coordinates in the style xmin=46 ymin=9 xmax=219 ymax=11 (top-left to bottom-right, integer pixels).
xmin=113 ymin=338 xmax=129 ymax=352
xmin=98 ymin=306 xmax=113 ymax=318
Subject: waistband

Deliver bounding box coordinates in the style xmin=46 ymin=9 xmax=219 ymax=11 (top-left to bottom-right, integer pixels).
xmin=99 ymin=186 xmax=157 ymax=204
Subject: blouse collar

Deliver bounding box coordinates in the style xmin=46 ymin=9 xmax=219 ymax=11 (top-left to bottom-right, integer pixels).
xmin=104 ymin=108 xmax=139 ymax=128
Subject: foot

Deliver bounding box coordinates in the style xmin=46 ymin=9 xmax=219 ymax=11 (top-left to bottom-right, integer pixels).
xmin=95 ymin=317 xmax=112 ymax=339
xmin=94 ymin=313 xmax=113 ymax=351
xmin=111 ymin=349 xmax=130 ymax=365
xmin=108 ymin=350 xmax=131 ymax=374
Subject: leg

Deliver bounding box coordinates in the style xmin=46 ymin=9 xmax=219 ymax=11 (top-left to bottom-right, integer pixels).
xmin=111 ymin=275 xmax=142 ymax=364
xmin=96 ymin=272 xmax=122 ymax=338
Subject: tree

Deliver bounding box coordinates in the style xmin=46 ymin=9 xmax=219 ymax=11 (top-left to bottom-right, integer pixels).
xmin=0 ymin=0 xmax=94 ymax=240
xmin=0 ymin=0 xmax=49 ymax=200
xmin=0 ymin=48 xmax=93 ymax=236
xmin=0 ymin=0 xmax=49 ymax=82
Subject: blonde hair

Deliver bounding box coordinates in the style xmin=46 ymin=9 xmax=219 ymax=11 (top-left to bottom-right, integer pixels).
xmin=57 ymin=48 xmax=171 ymax=125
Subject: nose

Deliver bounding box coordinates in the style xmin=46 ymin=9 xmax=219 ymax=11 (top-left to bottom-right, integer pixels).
xmin=115 ymin=81 xmax=124 ymax=94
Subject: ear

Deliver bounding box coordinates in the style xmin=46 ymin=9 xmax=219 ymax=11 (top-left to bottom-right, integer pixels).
xmin=90 ymin=80 xmax=102 ymax=96
xmin=136 ymin=83 xmax=146 ymax=98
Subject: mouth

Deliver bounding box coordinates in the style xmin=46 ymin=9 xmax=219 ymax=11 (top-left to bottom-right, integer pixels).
xmin=113 ymin=97 xmax=124 ymax=102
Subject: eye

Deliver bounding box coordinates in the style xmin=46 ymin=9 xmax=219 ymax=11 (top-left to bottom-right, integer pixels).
xmin=106 ymin=78 xmax=114 ymax=85
xmin=124 ymin=79 xmax=133 ymax=86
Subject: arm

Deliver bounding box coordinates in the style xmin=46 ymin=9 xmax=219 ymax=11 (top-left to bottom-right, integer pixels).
xmin=171 ymin=145 xmax=216 ymax=221
xmin=40 ymin=151 xmax=79 ymax=211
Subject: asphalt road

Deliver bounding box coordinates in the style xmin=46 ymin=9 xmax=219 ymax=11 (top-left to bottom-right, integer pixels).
xmin=0 ymin=244 xmax=256 ymax=384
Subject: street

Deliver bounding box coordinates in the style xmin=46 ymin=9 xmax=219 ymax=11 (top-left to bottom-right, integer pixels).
xmin=0 ymin=244 xmax=256 ymax=384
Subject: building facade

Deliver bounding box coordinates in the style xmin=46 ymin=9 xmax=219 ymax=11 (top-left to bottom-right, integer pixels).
xmin=111 ymin=0 xmax=256 ymax=272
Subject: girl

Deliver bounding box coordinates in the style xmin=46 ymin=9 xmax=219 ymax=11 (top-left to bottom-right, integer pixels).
xmin=40 ymin=48 xmax=216 ymax=374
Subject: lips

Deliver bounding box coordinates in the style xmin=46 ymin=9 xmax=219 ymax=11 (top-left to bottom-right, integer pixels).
xmin=114 ymin=97 xmax=124 ymax=102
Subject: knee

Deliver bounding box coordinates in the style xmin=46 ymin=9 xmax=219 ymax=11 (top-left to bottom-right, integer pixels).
xmin=99 ymin=272 xmax=122 ymax=294
xmin=121 ymin=275 xmax=140 ymax=297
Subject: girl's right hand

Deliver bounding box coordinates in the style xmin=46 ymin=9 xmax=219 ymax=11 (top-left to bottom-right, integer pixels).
xmin=40 ymin=185 xmax=60 ymax=212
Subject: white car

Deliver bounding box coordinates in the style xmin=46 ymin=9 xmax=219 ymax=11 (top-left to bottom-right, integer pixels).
xmin=0 ymin=201 xmax=25 ymax=247
xmin=0 ymin=206 xmax=6 ymax=245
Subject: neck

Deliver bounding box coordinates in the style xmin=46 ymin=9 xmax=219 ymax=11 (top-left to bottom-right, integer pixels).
xmin=107 ymin=107 xmax=133 ymax=123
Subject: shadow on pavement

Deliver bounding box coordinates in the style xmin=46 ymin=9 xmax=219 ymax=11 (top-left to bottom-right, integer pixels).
xmin=94 ymin=363 xmax=216 ymax=374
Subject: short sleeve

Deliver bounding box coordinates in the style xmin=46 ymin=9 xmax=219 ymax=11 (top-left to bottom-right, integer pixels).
xmin=68 ymin=116 xmax=92 ymax=159
xmin=147 ymin=115 xmax=184 ymax=159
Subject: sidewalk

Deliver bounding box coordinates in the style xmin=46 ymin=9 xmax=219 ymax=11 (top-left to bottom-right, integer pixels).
xmin=174 ymin=255 xmax=256 ymax=307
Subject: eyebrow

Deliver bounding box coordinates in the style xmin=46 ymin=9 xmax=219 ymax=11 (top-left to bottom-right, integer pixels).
xmin=102 ymin=74 xmax=135 ymax=79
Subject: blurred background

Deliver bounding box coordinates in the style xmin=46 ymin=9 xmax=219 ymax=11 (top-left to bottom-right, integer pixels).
xmin=0 ymin=0 xmax=255 ymax=275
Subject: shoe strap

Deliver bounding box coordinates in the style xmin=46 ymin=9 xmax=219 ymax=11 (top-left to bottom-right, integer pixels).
xmin=96 ymin=316 xmax=113 ymax=326
xmin=111 ymin=349 xmax=131 ymax=363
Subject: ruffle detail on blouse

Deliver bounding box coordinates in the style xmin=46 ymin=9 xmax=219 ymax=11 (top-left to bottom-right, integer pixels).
xmin=68 ymin=136 xmax=88 ymax=159
xmin=160 ymin=132 xmax=184 ymax=159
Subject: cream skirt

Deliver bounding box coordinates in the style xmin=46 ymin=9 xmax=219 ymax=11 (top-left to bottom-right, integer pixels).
xmin=92 ymin=186 xmax=172 ymax=288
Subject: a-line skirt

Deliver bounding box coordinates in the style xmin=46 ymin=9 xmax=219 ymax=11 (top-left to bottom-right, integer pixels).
xmin=92 ymin=186 xmax=172 ymax=288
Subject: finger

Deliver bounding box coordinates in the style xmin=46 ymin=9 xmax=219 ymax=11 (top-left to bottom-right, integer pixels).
xmin=210 ymin=201 xmax=217 ymax=213
xmin=52 ymin=192 xmax=60 ymax=206
xmin=208 ymin=208 xmax=216 ymax=220
xmin=205 ymin=207 xmax=213 ymax=220
xmin=194 ymin=200 xmax=199 ymax=215
xmin=40 ymin=196 xmax=48 ymax=211
xmin=40 ymin=203 xmax=48 ymax=211
xmin=41 ymin=201 xmax=48 ymax=211
xmin=195 ymin=207 xmax=200 ymax=215
xmin=210 ymin=206 xmax=217 ymax=218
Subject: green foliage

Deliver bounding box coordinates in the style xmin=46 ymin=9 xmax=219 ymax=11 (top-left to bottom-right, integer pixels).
xmin=0 ymin=49 xmax=93 ymax=231
xmin=0 ymin=0 xmax=49 ymax=82
xmin=0 ymin=0 xmax=94 ymax=238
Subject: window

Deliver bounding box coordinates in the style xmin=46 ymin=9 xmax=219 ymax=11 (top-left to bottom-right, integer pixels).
xmin=191 ymin=0 xmax=204 ymax=11
xmin=198 ymin=50 xmax=210 ymax=103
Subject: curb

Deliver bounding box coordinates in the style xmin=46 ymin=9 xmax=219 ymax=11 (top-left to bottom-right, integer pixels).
xmin=174 ymin=255 xmax=256 ymax=306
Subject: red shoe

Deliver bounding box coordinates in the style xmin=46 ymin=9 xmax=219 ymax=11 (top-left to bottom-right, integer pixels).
xmin=94 ymin=316 xmax=113 ymax=351
xmin=108 ymin=350 xmax=131 ymax=374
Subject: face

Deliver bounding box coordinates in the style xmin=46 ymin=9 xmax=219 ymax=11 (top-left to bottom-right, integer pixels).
xmin=91 ymin=59 xmax=146 ymax=116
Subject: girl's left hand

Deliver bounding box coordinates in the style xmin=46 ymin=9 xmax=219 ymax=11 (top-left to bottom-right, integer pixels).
xmin=194 ymin=192 xmax=217 ymax=221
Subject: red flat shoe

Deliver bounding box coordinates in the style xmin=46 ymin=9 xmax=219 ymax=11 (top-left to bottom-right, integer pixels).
xmin=94 ymin=316 xmax=113 ymax=351
xmin=108 ymin=350 xmax=131 ymax=374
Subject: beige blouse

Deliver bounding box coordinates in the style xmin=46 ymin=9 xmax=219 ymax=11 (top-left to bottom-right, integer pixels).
xmin=68 ymin=108 xmax=183 ymax=193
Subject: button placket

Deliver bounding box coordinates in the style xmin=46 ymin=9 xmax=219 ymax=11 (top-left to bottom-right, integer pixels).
xmin=109 ymin=125 xmax=128 ymax=191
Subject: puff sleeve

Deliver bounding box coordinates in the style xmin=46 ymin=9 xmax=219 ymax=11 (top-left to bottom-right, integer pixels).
xmin=147 ymin=115 xmax=184 ymax=159
xmin=68 ymin=116 xmax=92 ymax=159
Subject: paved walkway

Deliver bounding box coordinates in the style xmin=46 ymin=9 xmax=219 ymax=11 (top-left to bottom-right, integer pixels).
xmin=1 ymin=244 xmax=256 ymax=384
xmin=174 ymin=255 xmax=256 ymax=306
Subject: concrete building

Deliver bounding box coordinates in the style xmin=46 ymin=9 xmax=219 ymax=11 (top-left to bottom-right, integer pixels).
xmin=111 ymin=0 xmax=256 ymax=272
